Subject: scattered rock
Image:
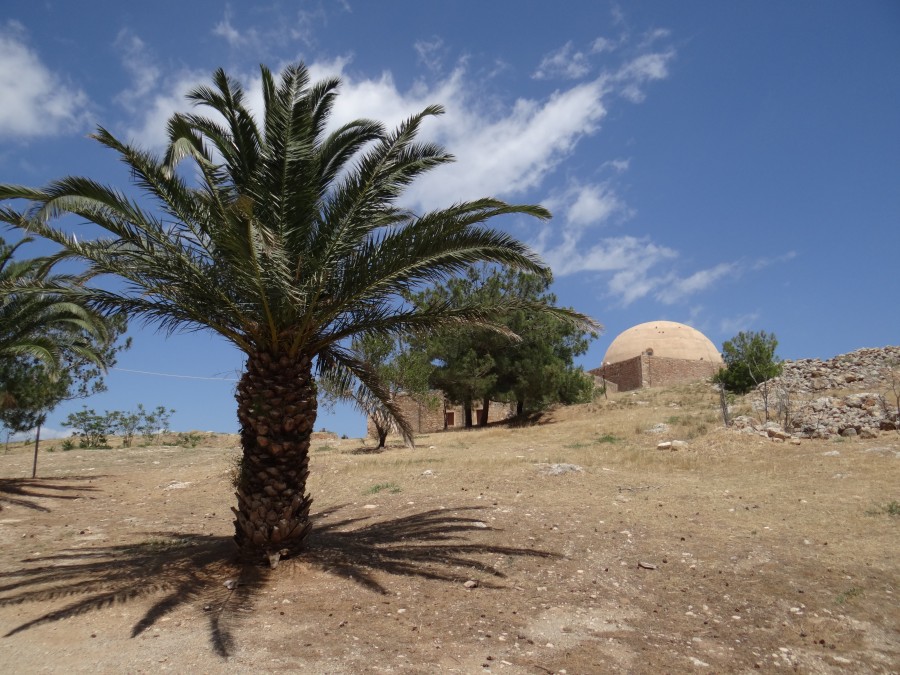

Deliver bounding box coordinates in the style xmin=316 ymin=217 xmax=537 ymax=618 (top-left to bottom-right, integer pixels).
xmin=543 ymin=463 xmax=583 ymax=476
xmin=162 ymin=481 xmax=192 ymax=490
xmin=646 ymin=423 xmax=670 ymax=434
xmin=637 ymin=561 xmax=658 ymax=570
xmin=463 ymin=579 xmax=479 ymax=589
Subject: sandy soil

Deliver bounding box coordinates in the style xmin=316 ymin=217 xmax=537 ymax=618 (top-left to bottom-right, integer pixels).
xmin=0 ymin=383 xmax=898 ymax=674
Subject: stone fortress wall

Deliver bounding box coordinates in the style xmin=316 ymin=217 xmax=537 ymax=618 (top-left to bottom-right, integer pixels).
xmin=591 ymin=354 xmax=721 ymax=393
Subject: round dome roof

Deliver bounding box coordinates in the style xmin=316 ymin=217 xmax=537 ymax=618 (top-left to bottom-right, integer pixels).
xmin=603 ymin=321 xmax=722 ymax=365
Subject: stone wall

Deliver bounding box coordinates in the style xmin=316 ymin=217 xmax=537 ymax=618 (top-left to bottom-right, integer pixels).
xmin=643 ymin=355 xmax=721 ymax=388
xmin=366 ymin=393 xmax=516 ymax=439
xmin=591 ymin=354 xmax=720 ymax=392
xmin=590 ymin=355 xmax=643 ymax=392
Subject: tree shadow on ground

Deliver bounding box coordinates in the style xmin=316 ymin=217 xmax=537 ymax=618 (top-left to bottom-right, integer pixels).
xmin=505 ymin=411 xmax=551 ymax=428
xmin=0 ymin=506 xmax=556 ymax=657
xmin=0 ymin=476 xmax=102 ymax=512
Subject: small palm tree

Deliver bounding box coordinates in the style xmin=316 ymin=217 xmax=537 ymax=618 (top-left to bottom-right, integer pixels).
xmin=0 ymin=236 xmax=111 ymax=374
xmin=0 ymin=63 xmax=597 ymax=567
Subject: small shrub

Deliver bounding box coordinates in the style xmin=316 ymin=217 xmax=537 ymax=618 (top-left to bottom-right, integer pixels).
xmin=835 ymin=587 xmax=864 ymax=605
xmin=366 ymin=482 xmax=401 ymax=495
xmin=867 ymin=500 xmax=900 ymax=517
xmin=176 ymin=431 xmax=203 ymax=448
xmin=597 ymin=434 xmax=621 ymax=444
xmin=61 ymin=438 xmax=76 ymax=451
xmin=229 ymin=453 xmax=248 ymax=489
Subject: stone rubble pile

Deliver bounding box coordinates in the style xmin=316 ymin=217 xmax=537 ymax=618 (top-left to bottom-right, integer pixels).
xmin=743 ymin=346 xmax=900 ymax=441
xmin=767 ymin=345 xmax=900 ymax=393
xmin=790 ymin=392 xmax=897 ymax=439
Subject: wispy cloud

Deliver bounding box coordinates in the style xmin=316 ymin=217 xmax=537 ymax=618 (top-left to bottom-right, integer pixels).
xmin=719 ymin=312 xmax=761 ymax=335
xmin=614 ymin=50 xmax=675 ymax=102
xmin=414 ymin=37 xmax=448 ymax=73
xmin=542 ymin=181 xmax=629 ymax=229
xmin=533 ymin=41 xmax=592 ymax=80
xmin=656 ymin=262 xmax=738 ymax=305
xmin=112 ymin=29 xmax=209 ymax=149
xmin=752 ymin=250 xmax=797 ymax=270
xmin=212 ymin=7 xmax=248 ymax=47
xmin=0 ymin=21 xmax=92 ymax=138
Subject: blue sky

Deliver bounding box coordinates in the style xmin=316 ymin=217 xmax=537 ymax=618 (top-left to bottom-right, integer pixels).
xmin=1 ymin=1 xmax=898 ymax=438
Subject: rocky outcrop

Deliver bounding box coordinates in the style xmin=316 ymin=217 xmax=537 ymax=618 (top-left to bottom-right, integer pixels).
xmin=790 ymin=392 xmax=896 ymax=439
xmin=746 ymin=346 xmax=900 ymax=440
xmin=768 ymin=346 xmax=900 ymax=393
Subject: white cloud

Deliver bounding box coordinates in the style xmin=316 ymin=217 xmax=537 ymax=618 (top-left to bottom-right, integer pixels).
xmin=615 ymin=50 xmax=675 ymax=102
xmin=112 ymin=29 xmax=210 ymax=150
xmin=719 ymin=312 xmax=761 ymax=336
xmin=656 ymin=262 xmax=737 ymax=304
xmin=752 ymin=250 xmax=797 ymax=270
xmin=533 ymin=41 xmax=592 ymax=80
xmin=0 ymin=21 xmax=92 ymax=138
xmin=212 ymin=8 xmax=248 ymax=47
xmin=591 ymin=37 xmax=618 ymax=54
xmin=542 ymin=181 xmax=627 ymax=228
xmin=415 ymin=37 xmax=447 ymax=73
xmin=113 ymin=30 xmax=162 ymax=110
xmin=119 ymin=70 xmax=209 ymax=150
xmin=10 ymin=426 xmax=73 ymax=442
xmin=539 ymin=233 xmax=676 ymax=282
xmin=603 ymin=158 xmax=630 ymax=173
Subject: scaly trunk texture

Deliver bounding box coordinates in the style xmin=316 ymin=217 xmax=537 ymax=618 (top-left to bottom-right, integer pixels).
xmin=233 ymin=351 xmax=317 ymax=567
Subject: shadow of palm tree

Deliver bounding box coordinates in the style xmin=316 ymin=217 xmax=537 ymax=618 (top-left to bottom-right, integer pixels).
xmin=0 ymin=476 xmax=103 ymax=512
xmin=0 ymin=506 xmax=556 ymax=657
xmin=304 ymin=505 xmax=557 ymax=593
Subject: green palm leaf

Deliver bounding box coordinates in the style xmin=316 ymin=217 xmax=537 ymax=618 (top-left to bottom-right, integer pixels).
xmin=0 ymin=62 xmax=599 ymax=566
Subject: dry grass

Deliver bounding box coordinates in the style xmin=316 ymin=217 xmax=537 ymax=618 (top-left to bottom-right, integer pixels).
xmin=0 ymin=383 xmax=897 ymax=673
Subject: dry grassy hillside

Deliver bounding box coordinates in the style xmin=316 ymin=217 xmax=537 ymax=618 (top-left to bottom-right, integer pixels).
xmin=0 ymin=381 xmax=897 ymax=673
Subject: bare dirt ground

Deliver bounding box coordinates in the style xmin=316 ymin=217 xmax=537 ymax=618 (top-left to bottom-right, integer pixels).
xmin=0 ymin=382 xmax=897 ymax=674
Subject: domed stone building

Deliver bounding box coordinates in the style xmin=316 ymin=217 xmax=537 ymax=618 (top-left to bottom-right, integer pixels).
xmin=590 ymin=321 xmax=723 ymax=392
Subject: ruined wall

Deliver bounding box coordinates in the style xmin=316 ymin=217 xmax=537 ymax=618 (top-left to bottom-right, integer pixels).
xmin=590 ymin=355 xmax=644 ymax=392
xmin=643 ymin=355 xmax=721 ymax=388
xmin=366 ymin=393 xmax=515 ymax=439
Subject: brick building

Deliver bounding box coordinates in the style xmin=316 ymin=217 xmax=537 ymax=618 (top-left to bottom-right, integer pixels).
xmin=366 ymin=391 xmax=516 ymax=438
xmin=590 ymin=321 xmax=722 ymax=393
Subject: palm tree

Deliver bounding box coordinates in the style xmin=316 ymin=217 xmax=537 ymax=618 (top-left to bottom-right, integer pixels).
xmin=0 ymin=63 xmax=598 ymax=567
xmin=0 ymin=236 xmax=111 ymax=374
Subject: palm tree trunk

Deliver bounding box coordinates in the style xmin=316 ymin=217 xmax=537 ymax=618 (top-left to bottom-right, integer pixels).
xmin=233 ymin=350 xmax=317 ymax=567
